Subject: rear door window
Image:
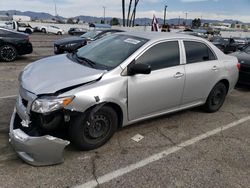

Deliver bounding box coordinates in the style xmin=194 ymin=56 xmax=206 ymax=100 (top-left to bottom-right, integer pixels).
xmin=184 ymin=41 xmax=216 ymax=64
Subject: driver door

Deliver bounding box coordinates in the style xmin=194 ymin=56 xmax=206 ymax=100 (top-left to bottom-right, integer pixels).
xmin=127 ymin=41 xmax=185 ymax=120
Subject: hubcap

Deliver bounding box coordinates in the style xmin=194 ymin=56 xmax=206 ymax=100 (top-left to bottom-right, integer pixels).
xmin=1 ymin=46 xmax=16 ymax=61
xmin=212 ymin=89 xmax=223 ymax=105
xmin=85 ymin=115 xmax=110 ymax=139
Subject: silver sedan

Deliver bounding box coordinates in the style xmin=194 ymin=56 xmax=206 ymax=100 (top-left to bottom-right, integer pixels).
xmin=10 ymin=32 xmax=239 ymax=166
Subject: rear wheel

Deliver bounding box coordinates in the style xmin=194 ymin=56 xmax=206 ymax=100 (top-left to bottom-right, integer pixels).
xmin=69 ymin=106 xmax=118 ymax=150
xmin=57 ymin=31 xmax=62 ymax=35
xmin=41 ymin=28 xmax=46 ymax=33
xmin=203 ymin=82 xmax=227 ymax=112
xmin=0 ymin=44 xmax=17 ymax=62
xmin=25 ymin=29 xmax=32 ymax=34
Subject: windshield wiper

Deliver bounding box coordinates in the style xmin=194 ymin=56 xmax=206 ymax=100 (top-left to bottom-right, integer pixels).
xmin=74 ymin=53 xmax=96 ymax=68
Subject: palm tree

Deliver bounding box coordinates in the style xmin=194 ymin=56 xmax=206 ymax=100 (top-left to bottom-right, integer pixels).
xmin=129 ymin=0 xmax=139 ymax=26
xmin=122 ymin=0 xmax=125 ymax=26
xmin=127 ymin=0 xmax=133 ymax=26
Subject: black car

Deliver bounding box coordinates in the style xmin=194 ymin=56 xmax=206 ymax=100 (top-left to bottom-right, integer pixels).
xmin=68 ymin=28 xmax=87 ymax=35
xmin=0 ymin=28 xmax=33 ymax=62
xmin=212 ymin=37 xmax=238 ymax=54
xmin=231 ymin=44 xmax=250 ymax=86
xmin=54 ymin=29 xmax=124 ymax=54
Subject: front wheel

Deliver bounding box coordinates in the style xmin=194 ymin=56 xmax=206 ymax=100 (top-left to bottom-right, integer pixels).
xmin=69 ymin=106 xmax=118 ymax=150
xmin=203 ymin=82 xmax=227 ymax=113
xmin=57 ymin=31 xmax=62 ymax=35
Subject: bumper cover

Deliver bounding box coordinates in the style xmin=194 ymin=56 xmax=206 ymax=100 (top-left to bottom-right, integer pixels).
xmin=9 ymin=109 xmax=70 ymax=166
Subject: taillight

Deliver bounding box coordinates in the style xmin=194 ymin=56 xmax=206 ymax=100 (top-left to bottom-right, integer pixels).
xmin=237 ymin=62 xmax=241 ymax=70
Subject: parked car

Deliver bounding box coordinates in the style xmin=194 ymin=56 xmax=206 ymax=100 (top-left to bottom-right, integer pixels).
xmin=211 ymin=37 xmax=238 ymax=54
xmin=10 ymin=32 xmax=239 ymax=166
xmin=230 ymin=44 xmax=250 ymax=86
xmin=68 ymin=27 xmax=87 ymax=35
xmin=0 ymin=28 xmax=33 ymax=62
xmin=0 ymin=21 xmax=33 ymax=34
xmin=54 ymin=29 xmax=124 ymax=54
xmin=233 ymin=37 xmax=249 ymax=49
xmin=40 ymin=25 xmax=64 ymax=35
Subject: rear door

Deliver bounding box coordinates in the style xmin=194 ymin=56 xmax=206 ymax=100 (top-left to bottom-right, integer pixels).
xmin=181 ymin=40 xmax=222 ymax=106
xmin=127 ymin=40 xmax=185 ymax=120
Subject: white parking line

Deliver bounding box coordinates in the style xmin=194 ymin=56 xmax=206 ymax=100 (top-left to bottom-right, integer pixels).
xmin=75 ymin=116 xmax=250 ymax=188
xmin=0 ymin=95 xmax=17 ymax=99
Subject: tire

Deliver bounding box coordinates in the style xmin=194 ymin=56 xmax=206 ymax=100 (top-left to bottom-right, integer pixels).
xmin=203 ymin=82 xmax=227 ymax=113
xmin=41 ymin=28 xmax=46 ymax=33
xmin=57 ymin=31 xmax=62 ymax=35
xmin=69 ymin=106 xmax=118 ymax=150
xmin=25 ymin=29 xmax=32 ymax=34
xmin=0 ymin=44 xmax=17 ymax=62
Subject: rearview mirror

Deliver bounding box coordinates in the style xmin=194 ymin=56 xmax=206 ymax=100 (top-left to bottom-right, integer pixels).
xmin=128 ymin=63 xmax=151 ymax=75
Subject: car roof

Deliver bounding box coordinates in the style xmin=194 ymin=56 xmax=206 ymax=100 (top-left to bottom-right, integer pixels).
xmin=115 ymin=31 xmax=206 ymax=42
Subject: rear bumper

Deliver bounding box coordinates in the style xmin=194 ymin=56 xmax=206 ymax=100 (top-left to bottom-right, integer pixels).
xmin=9 ymin=96 xmax=70 ymax=166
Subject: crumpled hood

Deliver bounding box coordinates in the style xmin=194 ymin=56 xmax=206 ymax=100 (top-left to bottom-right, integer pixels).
xmin=20 ymin=54 xmax=106 ymax=95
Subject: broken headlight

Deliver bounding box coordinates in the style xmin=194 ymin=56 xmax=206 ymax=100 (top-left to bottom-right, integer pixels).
xmin=31 ymin=96 xmax=74 ymax=113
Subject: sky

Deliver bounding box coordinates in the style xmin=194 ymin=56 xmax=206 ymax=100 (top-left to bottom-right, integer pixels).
xmin=0 ymin=0 xmax=250 ymax=22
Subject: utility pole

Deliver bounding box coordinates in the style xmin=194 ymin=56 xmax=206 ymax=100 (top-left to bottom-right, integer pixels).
xmin=103 ymin=6 xmax=106 ymax=24
xmin=163 ymin=5 xmax=168 ymax=25
xmin=185 ymin=12 xmax=188 ymax=26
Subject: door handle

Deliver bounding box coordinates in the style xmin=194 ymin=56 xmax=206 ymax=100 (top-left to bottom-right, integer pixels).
xmin=174 ymin=72 xmax=184 ymax=78
xmin=212 ymin=66 xmax=218 ymax=71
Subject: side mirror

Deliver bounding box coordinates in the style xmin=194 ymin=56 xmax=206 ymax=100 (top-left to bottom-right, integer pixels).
xmin=128 ymin=63 xmax=151 ymax=75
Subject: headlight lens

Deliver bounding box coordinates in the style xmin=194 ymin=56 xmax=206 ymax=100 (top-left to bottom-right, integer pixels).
xmin=31 ymin=96 xmax=74 ymax=113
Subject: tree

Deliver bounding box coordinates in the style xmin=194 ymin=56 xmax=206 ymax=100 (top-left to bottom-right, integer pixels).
xmin=67 ymin=18 xmax=74 ymax=24
xmin=192 ymin=18 xmax=201 ymax=28
xmin=122 ymin=0 xmax=125 ymax=26
xmin=122 ymin=0 xmax=140 ymax=27
xmin=110 ymin=17 xmax=120 ymax=25
xmin=127 ymin=0 xmax=133 ymax=26
xmin=76 ymin=17 xmax=80 ymax=24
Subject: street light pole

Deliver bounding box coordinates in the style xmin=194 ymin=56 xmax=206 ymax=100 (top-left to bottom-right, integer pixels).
xmin=185 ymin=12 xmax=188 ymax=26
xmin=103 ymin=6 xmax=106 ymax=24
xmin=163 ymin=5 xmax=168 ymax=25
xmin=54 ymin=0 xmax=58 ymax=17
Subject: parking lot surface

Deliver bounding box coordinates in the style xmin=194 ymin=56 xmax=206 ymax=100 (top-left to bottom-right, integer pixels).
xmin=0 ymin=34 xmax=250 ymax=188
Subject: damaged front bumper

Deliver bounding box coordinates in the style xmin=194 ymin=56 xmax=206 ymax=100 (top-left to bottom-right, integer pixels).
xmin=9 ymin=91 xmax=70 ymax=166
xmin=9 ymin=109 xmax=70 ymax=166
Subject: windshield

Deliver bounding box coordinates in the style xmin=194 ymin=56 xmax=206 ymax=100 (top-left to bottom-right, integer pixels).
xmin=243 ymin=45 xmax=250 ymax=53
xmin=76 ymin=34 xmax=148 ymax=70
xmin=80 ymin=30 xmax=101 ymax=39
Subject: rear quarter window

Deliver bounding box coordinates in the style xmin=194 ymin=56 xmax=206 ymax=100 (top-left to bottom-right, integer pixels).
xmin=184 ymin=41 xmax=217 ymax=64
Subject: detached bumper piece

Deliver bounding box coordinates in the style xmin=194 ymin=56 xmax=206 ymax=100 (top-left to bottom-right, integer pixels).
xmin=9 ymin=110 xmax=70 ymax=166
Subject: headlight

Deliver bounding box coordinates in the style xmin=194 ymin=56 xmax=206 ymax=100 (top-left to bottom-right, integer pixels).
xmin=65 ymin=43 xmax=78 ymax=48
xmin=31 ymin=96 xmax=74 ymax=113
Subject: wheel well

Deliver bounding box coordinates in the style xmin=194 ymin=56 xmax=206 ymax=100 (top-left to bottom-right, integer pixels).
xmin=218 ymin=79 xmax=229 ymax=93
xmin=0 ymin=43 xmax=16 ymax=50
xmin=105 ymin=102 xmax=123 ymax=130
xmin=83 ymin=102 xmax=124 ymax=130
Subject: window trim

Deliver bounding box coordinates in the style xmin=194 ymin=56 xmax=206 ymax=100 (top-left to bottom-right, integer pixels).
xmin=133 ymin=39 xmax=182 ymax=71
xmin=183 ymin=40 xmax=218 ymax=64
